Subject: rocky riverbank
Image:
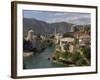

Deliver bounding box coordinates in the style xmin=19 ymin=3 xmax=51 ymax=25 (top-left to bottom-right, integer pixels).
xmin=23 ymin=52 xmax=34 ymax=57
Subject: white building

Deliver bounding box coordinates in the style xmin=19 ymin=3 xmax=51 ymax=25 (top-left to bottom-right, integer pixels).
xmin=25 ymin=29 xmax=37 ymax=41
xmin=55 ymin=33 xmax=63 ymax=44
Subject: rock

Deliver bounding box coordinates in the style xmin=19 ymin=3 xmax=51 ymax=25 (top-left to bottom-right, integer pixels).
xmin=23 ymin=52 xmax=34 ymax=57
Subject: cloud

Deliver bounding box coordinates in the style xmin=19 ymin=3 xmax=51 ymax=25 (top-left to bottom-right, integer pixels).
xmin=46 ymin=12 xmax=91 ymax=24
xmin=23 ymin=10 xmax=91 ymax=25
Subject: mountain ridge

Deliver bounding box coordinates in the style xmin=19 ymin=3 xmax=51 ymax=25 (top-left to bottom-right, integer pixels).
xmin=23 ymin=18 xmax=90 ymax=36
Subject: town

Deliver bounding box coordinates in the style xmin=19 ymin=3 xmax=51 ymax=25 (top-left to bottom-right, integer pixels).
xmin=23 ymin=24 xmax=91 ymax=68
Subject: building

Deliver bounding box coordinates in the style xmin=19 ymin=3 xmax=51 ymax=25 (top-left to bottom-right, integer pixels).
xmin=23 ymin=29 xmax=37 ymax=51
xmin=59 ymin=37 xmax=75 ymax=53
xmin=54 ymin=33 xmax=63 ymax=44
xmin=78 ymin=34 xmax=90 ymax=47
xmin=74 ymin=32 xmax=84 ymax=39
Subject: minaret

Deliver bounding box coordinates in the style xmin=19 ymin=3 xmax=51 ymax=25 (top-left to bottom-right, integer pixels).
xmin=70 ymin=24 xmax=76 ymax=32
xmin=54 ymin=27 xmax=57 ymax=37
xmin=83 ymin=24 xmax=84 ymax=28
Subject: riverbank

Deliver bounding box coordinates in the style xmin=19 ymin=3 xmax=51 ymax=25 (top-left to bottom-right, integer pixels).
xmin=23 ymin=46 xmax=67 ymax=69
xmin=51 ymin=48 xmax=91 ymax=67
xmin=23 ymin=52 xmax=34 ymax=57
xmin=51 ymin=58 xmax=77 ymax=67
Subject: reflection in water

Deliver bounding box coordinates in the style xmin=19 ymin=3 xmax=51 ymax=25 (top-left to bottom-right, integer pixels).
xmin=23 ymin=47 xmax=66 ymax=69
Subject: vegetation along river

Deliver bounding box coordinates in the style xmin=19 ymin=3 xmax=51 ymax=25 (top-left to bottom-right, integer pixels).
xmin=23 ymin=46 xmax=66 ymax=69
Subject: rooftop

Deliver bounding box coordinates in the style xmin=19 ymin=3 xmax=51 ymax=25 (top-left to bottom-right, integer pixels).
xmin=60 ymin=37 xmax=75 ymax=42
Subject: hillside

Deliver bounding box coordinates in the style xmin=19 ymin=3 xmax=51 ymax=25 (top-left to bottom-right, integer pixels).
xmin=23 ymin=18 xmax=73 ymax=36
xmin=23 ymin=18 xmax=90 ymax=36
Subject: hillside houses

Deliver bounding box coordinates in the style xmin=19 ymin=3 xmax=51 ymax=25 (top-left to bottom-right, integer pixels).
xmin=54 ymin=24 xmax=91 ymax=54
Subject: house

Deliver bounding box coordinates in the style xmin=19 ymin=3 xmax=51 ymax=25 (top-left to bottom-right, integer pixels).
xmin=40 ymin=35 xmax=46 ymax=40
xmin=74 ymin=32 xmax=84 ymax=39
xmin=59 ymin=37 xmax=75 ymax=53
xmin=78 ymin=34 xmax=90 ymax=47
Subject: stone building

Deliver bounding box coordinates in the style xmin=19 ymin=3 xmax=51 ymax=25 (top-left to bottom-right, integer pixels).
xmin=59 ymin=37 xmax=75 ymax=53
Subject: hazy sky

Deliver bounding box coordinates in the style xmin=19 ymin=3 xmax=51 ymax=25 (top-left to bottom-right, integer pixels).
xmin=23 ymin=10 xmax=91 ymax=25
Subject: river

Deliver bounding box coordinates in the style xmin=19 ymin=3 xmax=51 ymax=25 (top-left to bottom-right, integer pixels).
xmin=23 ymin=46 xmax=66 ymax=69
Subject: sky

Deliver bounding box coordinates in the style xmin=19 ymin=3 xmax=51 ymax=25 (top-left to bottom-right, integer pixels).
xmin=23 ymin=10 xmax=91 ymax=25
